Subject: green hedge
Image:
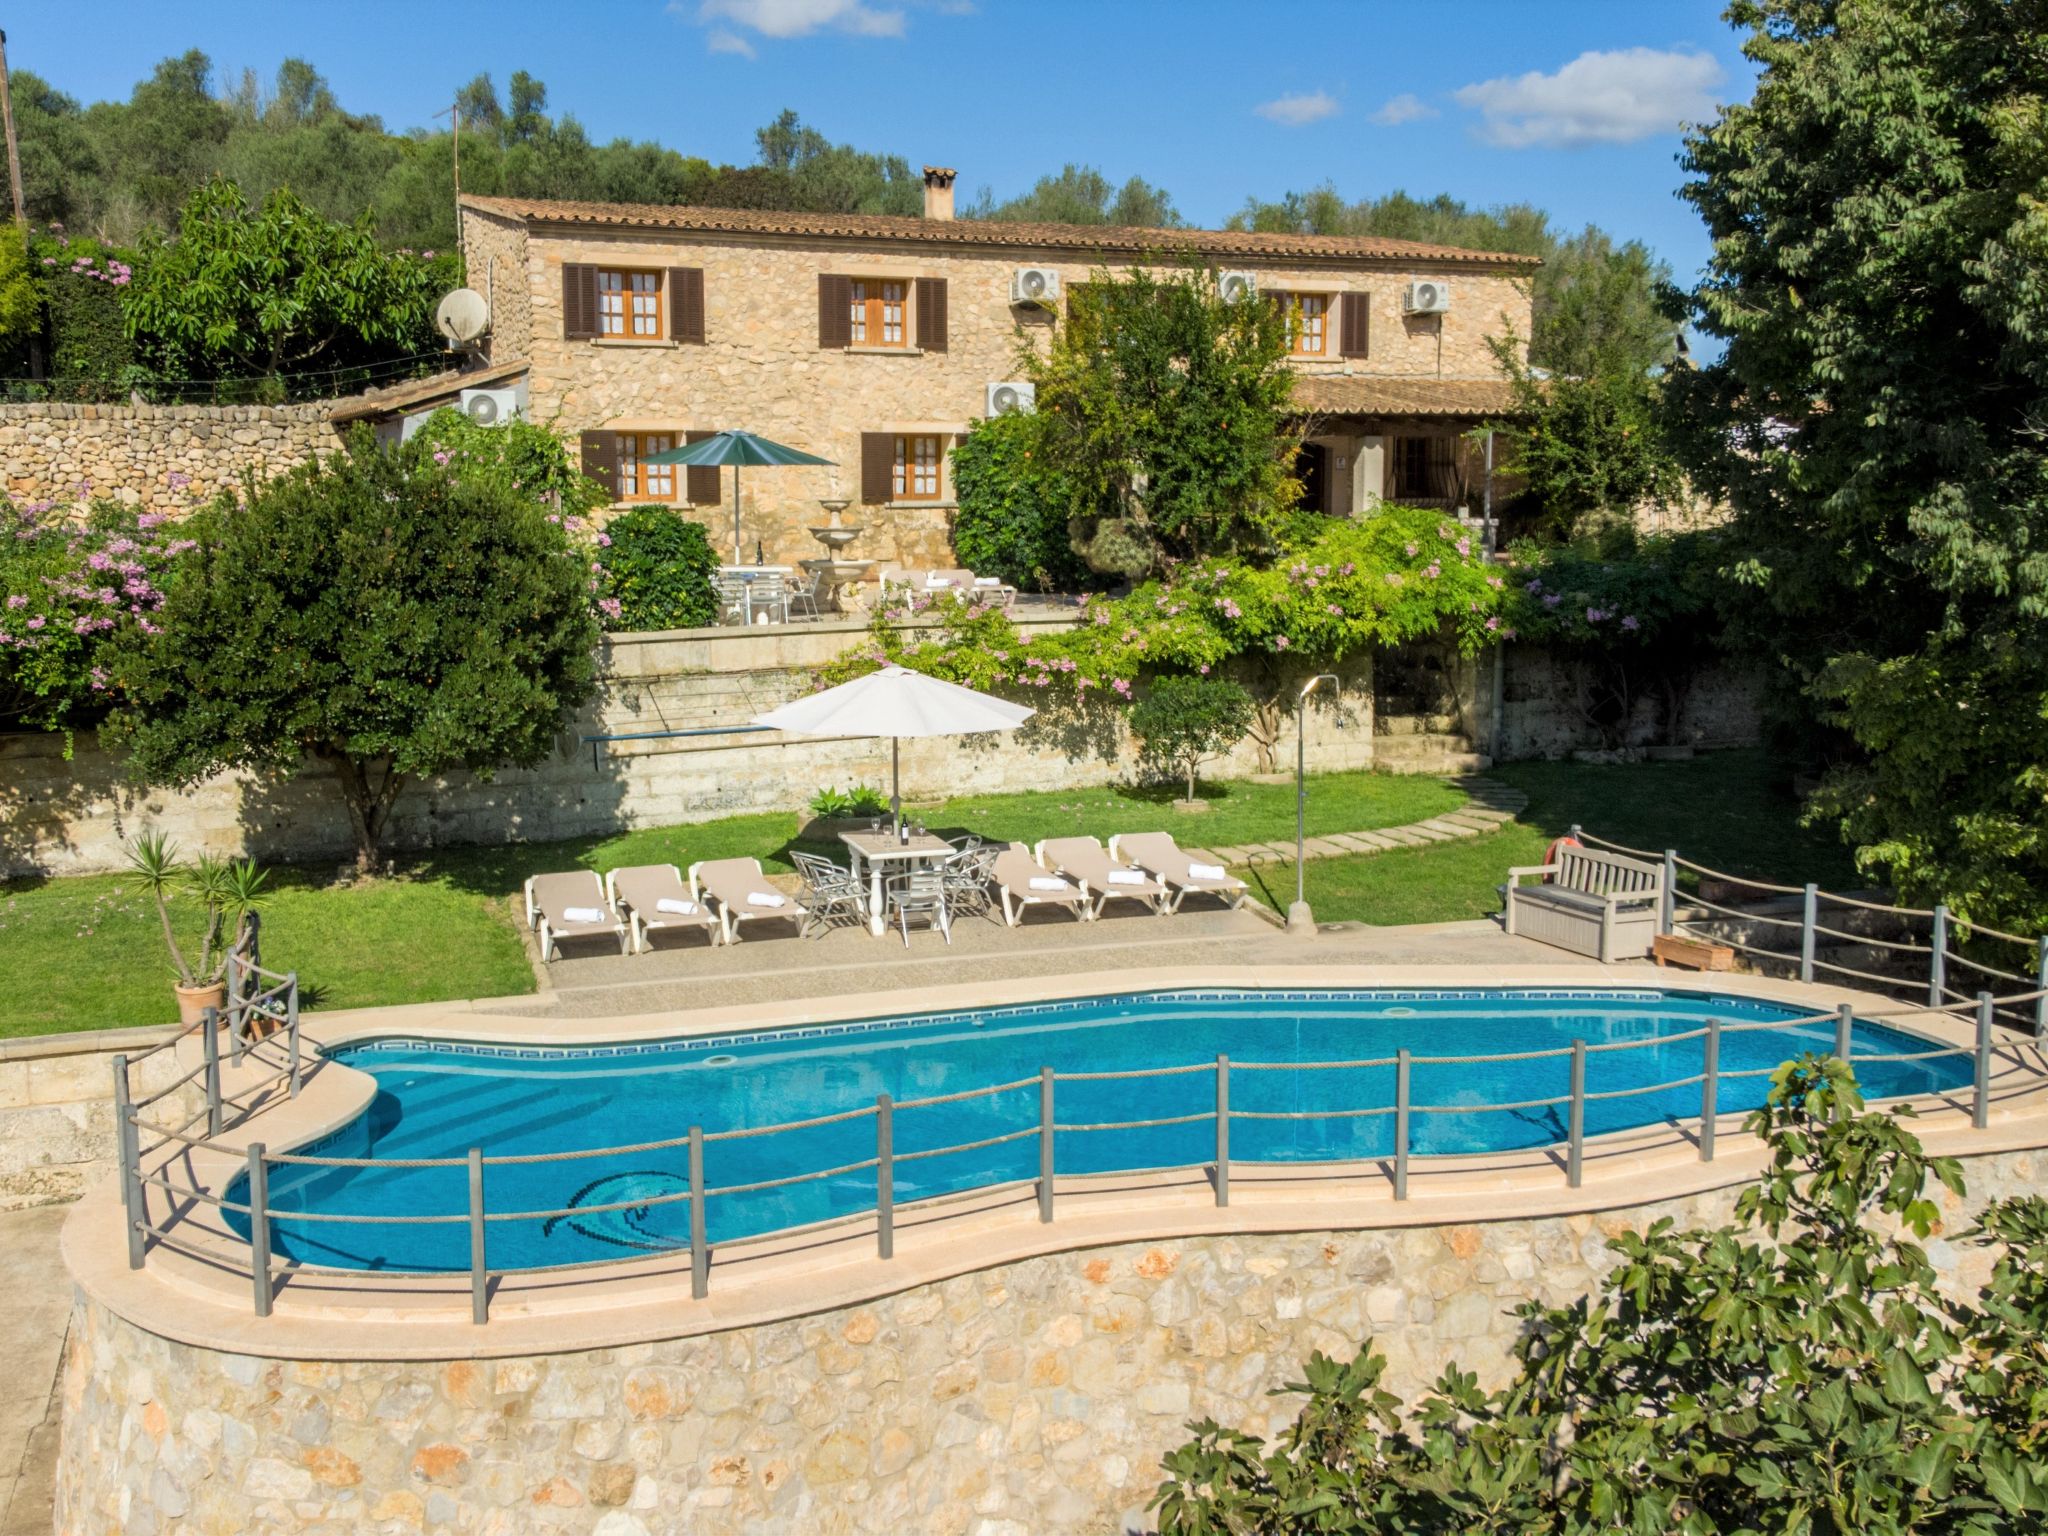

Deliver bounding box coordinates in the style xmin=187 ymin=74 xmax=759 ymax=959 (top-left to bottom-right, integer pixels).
xmin=948 ymin=411 xmax=1101 ymax=593
xmin=596 ymin=507 xmax=721 ymax=631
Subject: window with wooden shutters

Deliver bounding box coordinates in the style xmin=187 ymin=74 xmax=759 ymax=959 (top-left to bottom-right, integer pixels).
xmin=595 ymin=269 xmax=663 ymax=338
xmin=669 ymin=268 xmax=706 ymax=345
xmin=891 ymin=434 xmax=943 ymax=502
xmin=915 ymin=278 xmax=947 ymax=352
xmin=819 ymin=275 xmax=853 ymax=348
xmin=859 ymin=432 xmax=893 ymax=503
xmin=616 ymin=433 xmax=677 ymax=502
xmin=578 ymin=430 xmax=619 ymax=499
xmin=684 ymin=429 xmax=721 ymax=506
xmin=1272 ymin=292 xmax=1329 ymax=357
xmin=848 ymin=279 xmax=908 ymax=347
xmin=1340 ymin=292 xmax=1370 ymax=358
xmin=563 ymin=264 xmax=599 ymax=340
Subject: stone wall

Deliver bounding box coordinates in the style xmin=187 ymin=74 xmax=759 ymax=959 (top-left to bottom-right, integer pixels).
xmin=464 ymin=203 xmax=1533 ymax=568
xmin=0 ymin=402 xmax=340 ymax=516
xmin=1495 ymin=647 xmax=1763 ymax=761
xmin=55 ymin=1147 xmax=2037 ymax=1535
xmin=1 ymin=616 xmax=1380 ymax=878
xmin=0 ymin=1028 xmax=184 ymax=1209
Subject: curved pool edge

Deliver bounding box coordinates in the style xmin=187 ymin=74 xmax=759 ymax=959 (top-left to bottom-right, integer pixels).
xmin=64 ymin=962 xmax=2048 ymax=1363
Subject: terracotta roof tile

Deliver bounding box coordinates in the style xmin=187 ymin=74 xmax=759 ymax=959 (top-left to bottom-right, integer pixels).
xmin=1289 ymin=375 xmax=1522 ymax=418
xmin=330 ymin=358 xmax=529 ymax=423
xmin=459 ymin=195 xmax=1541 ymax=269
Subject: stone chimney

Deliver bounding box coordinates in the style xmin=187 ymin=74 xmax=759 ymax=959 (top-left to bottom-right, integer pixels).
xmin=922 ymin=166 xmax=957 ymax=222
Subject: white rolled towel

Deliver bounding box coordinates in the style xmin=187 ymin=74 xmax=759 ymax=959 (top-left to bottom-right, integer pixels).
xmin=563 ymin=906 xmax=607 ymax=924
xmin=1027 ymin=877 xmax=1069 ymax=892
xmin=747 ymin=891 xmax=787 ymax=908
xmin=1188 ymin=863 xmax=1228 ymax=880
xmin=926 ymin=576 xmax=954 ymax=588
xmin=1105 ymin=870 xmax=1147 ymax=886
xmin=655 ymin=898 xmax=698 ymax=916
xmin=974 ymin=577 xmax=1003 ymax=587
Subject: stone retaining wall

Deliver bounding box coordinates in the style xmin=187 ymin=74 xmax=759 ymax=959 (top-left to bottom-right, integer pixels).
xmin=0 ymin=402 xmax=340 ymax=515
xmin=55 ymin=1147 xmax=2035 ymax=1535
xmin=0 ymin=1028 xmax=184 ymax=1209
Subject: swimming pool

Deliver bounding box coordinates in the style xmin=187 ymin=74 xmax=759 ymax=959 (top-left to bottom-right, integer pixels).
xmin=235 ymin=988 xmax=1969 ymax=1274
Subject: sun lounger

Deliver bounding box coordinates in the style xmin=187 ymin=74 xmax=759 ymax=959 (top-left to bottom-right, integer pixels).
xmin=1109 ymin=832 xmax=1248 ymax=912
xmin=523 ymin=871 xmax=629 ymax=960
xmin=605 ymin=864 xmax=721 ymax=952
xmin=1035 ymin=836 xmax=1168 ymax=916
xmin=991 ymin=842 xmax=1092 ymax=926
xmin=689 ymin=857 xmax=809 ymax=943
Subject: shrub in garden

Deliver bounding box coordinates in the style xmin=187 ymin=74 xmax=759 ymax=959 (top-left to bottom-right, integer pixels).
xmin=102 ymin=431 xmax=600 ymax=873
xmin=0 ymin=495 xmax=193 ymax=737
xmin=592 ymin=507 xmax=721 ymax=631
xmin=1128 ymin=675 xmax=1255 ymax=802
xmin=948 ymin=411 xmax=1097 ymax=594
xmin=1152 ymin=1057 xmax=2048 ymax=1532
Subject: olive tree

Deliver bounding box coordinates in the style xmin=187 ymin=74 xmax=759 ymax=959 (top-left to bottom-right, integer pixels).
xmin=104 ymin=433 xmax=600 ymax=871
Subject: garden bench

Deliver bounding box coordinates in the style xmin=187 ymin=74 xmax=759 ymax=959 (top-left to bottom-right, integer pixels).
xmin=1503 ymin=844 xmax=1663 ymax=962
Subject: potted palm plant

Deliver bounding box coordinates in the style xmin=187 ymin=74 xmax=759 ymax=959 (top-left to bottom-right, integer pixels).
xmin=125 ymin=832 xmax=272 ymax=1025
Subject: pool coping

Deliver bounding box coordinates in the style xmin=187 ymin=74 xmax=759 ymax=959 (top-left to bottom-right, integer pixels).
xmin=62 ymin=963 xmax=2048 ymax=1362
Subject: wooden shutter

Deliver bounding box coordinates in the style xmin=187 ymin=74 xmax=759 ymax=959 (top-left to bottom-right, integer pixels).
xmin=579 ymin=431 xmax=619 ymax=499
xmin=1323 ymin=448 xmax=1347 ymax=515
xmin=684 ymin=429 xmax=722 ymax=506
xmin=562 ymin=264 xmax=598 ymax=340
xmin=818 ymin=274 xmax=853 ymax=348
xmin=669 ymin=268 xmax=706 ymax=345
xmin=915 ymin=278 xmax=948 ymax=352
xmin=1340 ymin=292 xmax=1370 ymax=358
xmin=859 ymin=432 xmax=893 ymax=504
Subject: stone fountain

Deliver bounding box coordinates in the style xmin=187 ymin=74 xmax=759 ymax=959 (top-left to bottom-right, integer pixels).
xmin=801 ymin=498 xmax=877 ymax=613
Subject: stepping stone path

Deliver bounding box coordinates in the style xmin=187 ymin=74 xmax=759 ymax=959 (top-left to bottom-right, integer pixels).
xmin=1193 ymin=775 xmax=1530 ymax=869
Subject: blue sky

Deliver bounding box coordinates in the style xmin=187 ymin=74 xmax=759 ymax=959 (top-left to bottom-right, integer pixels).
xmin=12 ymin=1 xmax=1755 ymax=283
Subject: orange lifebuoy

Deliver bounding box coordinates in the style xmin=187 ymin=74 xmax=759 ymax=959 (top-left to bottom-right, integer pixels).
xmin=1542 ymin=835 xmax=1581 ymax=882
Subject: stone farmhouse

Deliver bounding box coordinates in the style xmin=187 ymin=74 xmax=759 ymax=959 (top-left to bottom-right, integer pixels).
xmin=368 ymin=169 xmax=1536 ymax=568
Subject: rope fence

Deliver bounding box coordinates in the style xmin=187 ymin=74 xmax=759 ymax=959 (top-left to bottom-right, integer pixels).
xmin=114 ymin=984 xmax=2031 ymax=1325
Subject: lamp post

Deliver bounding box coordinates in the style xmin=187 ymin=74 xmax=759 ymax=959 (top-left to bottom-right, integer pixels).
xmin=1290 ymin=673 xmax=1339 ymax=936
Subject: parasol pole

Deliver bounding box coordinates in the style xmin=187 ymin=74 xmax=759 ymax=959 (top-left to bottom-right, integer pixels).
xmin=731 ymin=462 xmax=742 ymax=565
xmin=891 ymin=738 xmax=902 ymax=837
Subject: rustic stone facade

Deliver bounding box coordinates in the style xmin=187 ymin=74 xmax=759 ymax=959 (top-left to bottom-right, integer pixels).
xmin=0 ymin=1029 xmax=186 ymax=1209
xmin=55 ymin=1147 xmax=2037 ymax=1535
xmin=460 ymin=198 xmax=1534 ymax=568
xmin=0 ymin=402 xmax=340 ymax=515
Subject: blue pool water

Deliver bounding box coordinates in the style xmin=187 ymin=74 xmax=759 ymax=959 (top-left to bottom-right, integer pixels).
xmin=235 ymin=988 xmax=1969 ymax=1274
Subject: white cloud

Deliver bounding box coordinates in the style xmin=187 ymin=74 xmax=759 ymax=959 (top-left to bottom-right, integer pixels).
xmin=1454 ymin=47 xmax=1723 ymax=148
xmin=694 ymin=0 xmax=907 ymax=40
xmin=1369 ymin=93 xmax=1436 ymax=127
xmin=1255 ymin=91 xmax=1340 ymax=128
xmin=706 ymin=28 xmax=757 ymax=56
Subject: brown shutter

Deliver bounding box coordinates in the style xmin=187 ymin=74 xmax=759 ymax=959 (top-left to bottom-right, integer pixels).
xmin=818 ymin=275 xmax=853 ymax=349
xmin=1323 ymin=448 xmax=1347 ymax=516
xmin=859 ymin=432 xmax=894 ymax=504
xmin=669 ymin=268 xmax=705 ymax=344
xmin=684 ymin=429 xmax=722 ymax=506
xmin=579 ymin=431 xmax=619 ymax=499
xmin=1340 ymin=292 xmax=1370 ymax=358
xmin=563 ymin=264 xmax=598 ymax=340
xmin=915 ymin=278 xmax=947 ymax=352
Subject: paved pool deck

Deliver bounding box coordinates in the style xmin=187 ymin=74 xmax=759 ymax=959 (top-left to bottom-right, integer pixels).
xmin=507 ymin=907 xmax=1580 ymax=1019
xmin=0 ymin=1205 xmax=69 ymax=1536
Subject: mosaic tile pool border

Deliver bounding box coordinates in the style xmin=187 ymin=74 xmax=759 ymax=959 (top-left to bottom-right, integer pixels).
xmin=336 ymin=987 xmax=1816 ymax=1065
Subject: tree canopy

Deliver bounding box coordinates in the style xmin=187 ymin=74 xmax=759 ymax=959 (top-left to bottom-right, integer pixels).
xmin=102 ymin=433 xmax=601 ymax=871
xmin=1669 ymin=0 xmax=2048 ymax=933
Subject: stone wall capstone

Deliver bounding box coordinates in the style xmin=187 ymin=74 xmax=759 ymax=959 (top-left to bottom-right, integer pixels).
xmin=0 ymin=401 xmax=341 ymax=515
xmin=0 ymin=1030 xmax=188 ymax=1209
xmin=54 ymin=1147 xmax=2038 ymax=1535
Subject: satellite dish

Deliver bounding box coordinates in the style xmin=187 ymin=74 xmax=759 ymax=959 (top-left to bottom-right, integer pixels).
xmin=435 ymin=288 xmax=491 ymax=344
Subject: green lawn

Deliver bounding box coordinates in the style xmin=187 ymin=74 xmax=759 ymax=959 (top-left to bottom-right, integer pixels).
xmin=1238 ymin=748 xmax=1856 ymax=927
xmin=0 ymin=767 xmax=1462 ymax=1039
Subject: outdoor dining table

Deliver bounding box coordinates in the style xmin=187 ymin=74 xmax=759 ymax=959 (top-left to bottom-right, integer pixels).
xmin=720 ymin=565 xmax=794 ymax=626
xmin=839 ymin=828 xmax=955 ymax=937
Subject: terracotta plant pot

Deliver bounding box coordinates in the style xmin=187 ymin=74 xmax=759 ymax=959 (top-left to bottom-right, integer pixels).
xmin=173 ymin=980 xmax=227 ymax=1027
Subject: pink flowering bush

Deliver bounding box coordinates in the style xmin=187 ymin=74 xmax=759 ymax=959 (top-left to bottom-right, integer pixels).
xmin=0 ymin=495 xmax=193 ymax=738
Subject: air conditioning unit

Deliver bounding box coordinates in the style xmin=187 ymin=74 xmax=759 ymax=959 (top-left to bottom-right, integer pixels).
xmin=1218 ymin=270 xmax=1259 ymax=305
xmin=1402 ymin=280 xmax=1451 ymax=315
xmin=986 ymin=381 xmax=1037 ymax=416
xmin=1010 ymin=267 xmax=1061 ymax=306
xmin=458 ymin=385 xmax=525 ymax=427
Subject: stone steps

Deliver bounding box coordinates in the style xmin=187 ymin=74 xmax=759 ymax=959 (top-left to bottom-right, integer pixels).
xmin=1199 ymin=775 xmax=1529 ymax=869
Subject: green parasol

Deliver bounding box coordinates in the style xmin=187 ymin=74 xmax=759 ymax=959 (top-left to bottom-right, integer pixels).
xmin=641 ymin=430 xmax=835 ymax=564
